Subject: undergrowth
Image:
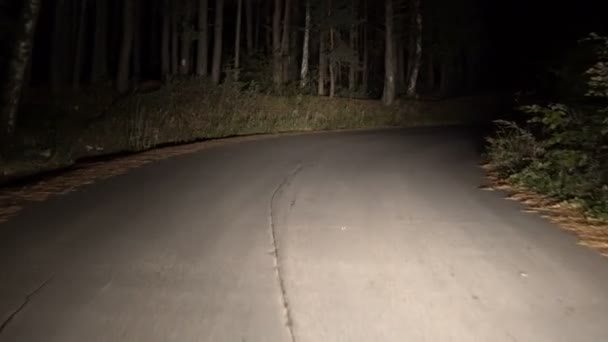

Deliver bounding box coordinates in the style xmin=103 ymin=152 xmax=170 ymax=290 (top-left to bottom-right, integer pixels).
xmin=486 ymin=34 xmax=608 ymax=220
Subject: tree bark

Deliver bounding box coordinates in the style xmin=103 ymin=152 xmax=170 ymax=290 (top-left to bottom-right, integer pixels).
xmin=406 ymin=0 xmax=422 ymax=98
xmin=327 ymin=0 xmax=335 ymax=98
xmin=179 ymin=0 xmax=194 ymax=75
xmin=329 ymin=28 xmax=336 ymax=98
xmin=1 ymin=0 xmax=41 ymax=139
xmin=382 ymin=0 xmax=396 ymax=105
xmin=72 ymin=0 xmax=88 ymax=90
xmin=211 ymin=0 xmax=224 ymax=84
xmin=318 ymin=29 xmax=327 ymax=95
xmin=299 ymin=0 xmax=311 ymax=89
xmin=234 ymin=0 xmax=242 ymax=80
xmin=92 ymin=0 xmax=108 ymax=82
xmin=280 ymin=0 xmax=292 ymax=84
xmin=117 ymin=0 xmax=134 ymax=94
xmin=272 ymin=0 xmax=283 ymax=86
xmin=196 ymin=0 xmax=209 ymax=77
xmin=161 ymin=0 xmax=171 ymax=78
xmin=396 ymin=42 xmax=405 ymax=93
xmin=245 ymin=0 xmax=253 ymax=54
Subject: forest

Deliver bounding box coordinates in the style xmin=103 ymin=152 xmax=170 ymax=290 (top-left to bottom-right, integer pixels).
xmin=0 ymin=0 xmax=607 ymax=216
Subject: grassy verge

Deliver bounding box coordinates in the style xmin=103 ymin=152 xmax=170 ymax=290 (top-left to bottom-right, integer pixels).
xmin=1 ymin=79 xmax=500 ymax=184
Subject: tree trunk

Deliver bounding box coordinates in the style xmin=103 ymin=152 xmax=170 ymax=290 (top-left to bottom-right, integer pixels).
xmin=406 ymin=0 xmax=422 ymax=98
xmin=280 ymin=0 xmax=292 ymax=84
xmin=72 ymin=0 xmax=88 ymax=90
xmin=396 ymin=42 xmax=405 ymax=93
xmin=427 ymin=51 xmax=435 ymax=92
xmin=361 ymin=0 xmax=368 ymax=94
xmin=382 ymin=0 xmax=396 ymax=105
xmin=211 ymin=0 xmax=224 ymax=84
xmin=329 ymin=28 xmax=336 ymax=98
xmin=234 ymin=0 xmax=242 ymax=80
xmin=51 ymin=0 xmax=69 ymax=91
xmin=196 ymin=0 xmax=209 ymax=77
xmin=133 ymin=0 xmax=142 ymax=81
xmin=318 ymin=29 xmax=327 ymax=96
xmin=92 ymin=0 xmax=108 ymax=82
xmin=161 ymin=0 xmax=171 ymax=78
xmin=245 ymin=0 xmax=253 ymax=54
xmin=348 ymin=0 xmax=357 ymax=93
xmin=179 ymin=0 xmax=194 ymax=75
xmin=299 ymin=0 xmax=311 ymax=89
xmin=272 ymin=0 xmax=283 ymax=86
xmin=254 ymin=1 xmax=261 ymax=51
xmin=117 ymin=0 xmax=134 ymax=94
xmin=264 ymin=1 xmax=272 ymax=54
xmin=1 ymin=0 xmax=41 ymax=140
xmin=171 ymin=1 xmax=179 ymax=75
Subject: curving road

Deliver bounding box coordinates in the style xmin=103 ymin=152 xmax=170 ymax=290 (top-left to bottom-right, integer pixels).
xmin=1 ymin=128 xmax=608 ymax=342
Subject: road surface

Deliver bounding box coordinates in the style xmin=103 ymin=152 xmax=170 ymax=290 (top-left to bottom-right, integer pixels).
xmin=1 ymin=128 xmax=607 ymax=342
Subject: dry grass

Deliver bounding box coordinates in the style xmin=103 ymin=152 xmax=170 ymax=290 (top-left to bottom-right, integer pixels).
xmin=0 ymin=81 xmax=500 ymax=224
xmin=481 ymin=164 xmax=608 ymax=257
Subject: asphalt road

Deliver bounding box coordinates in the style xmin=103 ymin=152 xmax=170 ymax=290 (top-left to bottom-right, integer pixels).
xmin=1 ymin=128 xmax=608 ymax=342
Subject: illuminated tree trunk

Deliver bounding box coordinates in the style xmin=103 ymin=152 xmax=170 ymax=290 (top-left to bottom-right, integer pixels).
xmin=406 ymin=0 xmax=422 ymax=98
xmin=318 ymin=29 xmax=327 ymax=95
xmin=117 ymin=0 xmax=134 ymax=93
xmin=300 ymin=0 xmax=311 ymax=88
xmin=329 ymin=28 xmax=336 ymax=98
xmin=280 ymin=0 xmax=291 ymax=84
xmin=196 ymin=0 xmax=208 ymax=77
xmin=272 ymin=0 xmax=283 ymax=86
xmin=211 ymin=0 xmax=224 ymax=84
xmin=382 ymin=0 xmax=396 ymax=105
xmin=328 ymin=0 xmax=335 ymax=98
xmin=1 ymin=0 xmax=40 ymax=139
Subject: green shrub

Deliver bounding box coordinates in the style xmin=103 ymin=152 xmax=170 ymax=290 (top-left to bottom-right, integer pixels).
xmin=486 ymin=33 xmax=608 ymax=218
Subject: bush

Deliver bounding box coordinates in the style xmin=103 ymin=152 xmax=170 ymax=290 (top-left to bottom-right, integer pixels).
xmin=485 ymin=120 xmax=540 ymax=176
xmin=486 ymin=33 xmax=608 ymax=218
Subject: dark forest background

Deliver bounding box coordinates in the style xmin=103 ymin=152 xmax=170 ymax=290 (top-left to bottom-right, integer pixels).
xmin=3 ymin=0 xmax=606 ymax=100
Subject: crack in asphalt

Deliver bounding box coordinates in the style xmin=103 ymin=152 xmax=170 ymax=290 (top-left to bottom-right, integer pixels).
xmin=0 ymin=275 xmax=54 ymax=336
xmin=269 ymin=164 xmax=304 ymax=342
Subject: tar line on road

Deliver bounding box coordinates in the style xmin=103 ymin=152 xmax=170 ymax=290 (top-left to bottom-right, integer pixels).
xmin=269 ymin=164 xmax=304 ymax=342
